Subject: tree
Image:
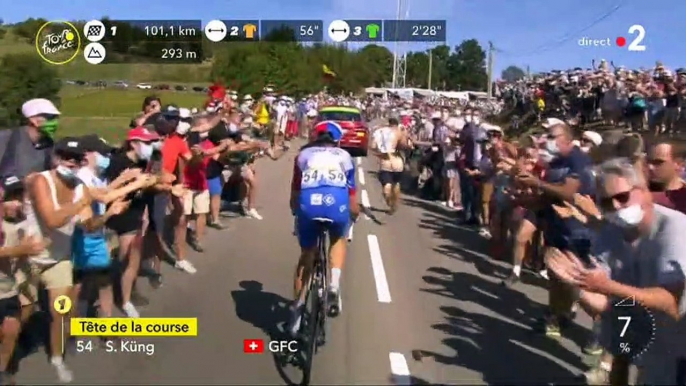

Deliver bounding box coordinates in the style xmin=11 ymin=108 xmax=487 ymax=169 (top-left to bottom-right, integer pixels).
xmin=13 ymin=18 xmax=47 ymax=42
xmin=446 ymin=39 xmax=488 ymax=91
xmin=501 ymin=65 xmax=526 ymax=82
xmin=0 ymin=53 xmax=61 ymax=127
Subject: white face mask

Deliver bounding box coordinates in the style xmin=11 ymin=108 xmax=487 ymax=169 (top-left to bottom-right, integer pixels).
xmin=539 ymin=149 xmax=554 ymax=163
xmin=228 ymin=123 xmax=239 ymax=133
xmin=606 ymin=204 xmax=644 ymax=228
xmin=176 ymin=121 xmax=191 ymax=136
xmin=581 ymin=146 xmax=591 ymax=153
xmin=546 ymin=139 xmax=560 ymax=155
xmin=465 ymin=116 xmax=472 ymax=123
xmin=473 ymin=117 xmax=481 ymax=125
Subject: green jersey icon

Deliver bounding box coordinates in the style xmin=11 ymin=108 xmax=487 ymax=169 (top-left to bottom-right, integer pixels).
xmin=366 ymin=23 xmax=380 ymax=39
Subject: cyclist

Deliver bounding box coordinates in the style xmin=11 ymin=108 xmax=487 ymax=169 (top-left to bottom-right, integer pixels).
xmin=288 ymin=121 xmax=360 ymax=336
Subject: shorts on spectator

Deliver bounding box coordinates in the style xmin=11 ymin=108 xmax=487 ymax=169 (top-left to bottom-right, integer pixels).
xmin=183 ymin=190 xmax=210 ymax=216
xmin=207 ymin=176 xmax=223 ymax=196
xmin=378 ymin=170 xmax=403 ymax=186
xmin=222 ymin=165 xmax=251 ymax=182
xmin=0 ymin=296 xmax=21 ymax=320
xmin=443 ymin=161 xmax=459 ymax=179
xmin=74 ymin=267 xmax=113 ymax=289
xmin=17 ymin=260 xmax=74 ymax=306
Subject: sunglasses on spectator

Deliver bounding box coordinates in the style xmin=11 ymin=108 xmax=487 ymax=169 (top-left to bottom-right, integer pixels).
xmin=599 ymin=188 xmax=636 ymax=211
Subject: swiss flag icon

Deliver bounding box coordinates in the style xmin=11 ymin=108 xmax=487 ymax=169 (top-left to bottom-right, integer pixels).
xmin=243 ymin=339 xmax=264 ymax=354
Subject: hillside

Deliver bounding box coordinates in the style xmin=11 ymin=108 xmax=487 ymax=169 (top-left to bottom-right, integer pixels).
xmin=0 ymin=28 xmax=212 ymax=83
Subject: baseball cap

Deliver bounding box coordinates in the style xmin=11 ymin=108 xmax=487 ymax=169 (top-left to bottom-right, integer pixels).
xmin=582 ymin=130 xmax=602 ymax=146
xmin=127 ymin=127 xmax=160 ymax=142
xmin=54 ymin=137 xmax=87 ymax=159
xmin=22 ymin=98 xmax=61 ymax=118
xmin=162 ymin=104 xmax=180 ymax=118
xmin=80 ymin=134 xmax=115 ymax=155
xmin=542 ymin=117 xmax=565 ymax=129
xmin=2 ymin=175 xmax=24 ymax=200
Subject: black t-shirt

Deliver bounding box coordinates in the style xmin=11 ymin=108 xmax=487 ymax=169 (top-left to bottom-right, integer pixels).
xmin=206 ymin=122 xmax=229 ymax=179
xmin=104 ymin=152 xmax=148 ymax=232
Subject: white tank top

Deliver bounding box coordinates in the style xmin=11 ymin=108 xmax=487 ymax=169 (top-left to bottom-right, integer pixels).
xmin=23 ymin=171 xmax=83 ymax=265
xmin=374 ymin=127 xmax=404 ymax=172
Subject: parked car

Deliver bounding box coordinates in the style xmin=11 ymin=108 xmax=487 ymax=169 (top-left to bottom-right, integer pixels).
xmin=174 ymin=85 xmax=186 ymax=91
xmin=136 ymin=83 xmax=152 ymax=89
xmin=192 ymin=86 xmax=204 ymax=92
xmin=113 ymin=80 xmax=129 ymax=88
xmin=311 ymin=106 xmax=369 ymax=157
xmin=156 ymin=84 xmax=170 ymax=90
xmin=93 ymin=80 xmax=107 ymax=88
xmin=64 ymin=80 xmax=76 ymax=85
xmin=75 ymin=80 xmax=87 ymax=86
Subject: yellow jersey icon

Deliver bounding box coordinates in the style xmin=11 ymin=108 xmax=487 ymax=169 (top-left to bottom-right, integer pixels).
xmin=243 ymin=24 xmax=257 ymax=39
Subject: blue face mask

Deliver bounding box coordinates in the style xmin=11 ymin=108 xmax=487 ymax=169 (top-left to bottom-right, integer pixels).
xmin=95 ymin=153 xmax=110 ymax=171
xmin=55 ymin=165 xmax=80 ymax=183
xmin=137 ymin=143 xmax=154 ymax=161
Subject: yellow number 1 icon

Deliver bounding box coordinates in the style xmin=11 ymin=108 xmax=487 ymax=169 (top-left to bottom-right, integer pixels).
xmin=53 ymin=295 xmax=72 ymax=315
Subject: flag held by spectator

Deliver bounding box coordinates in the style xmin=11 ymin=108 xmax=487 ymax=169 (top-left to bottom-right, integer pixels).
xmin=322 ymin=65 xmax=337 ymax=78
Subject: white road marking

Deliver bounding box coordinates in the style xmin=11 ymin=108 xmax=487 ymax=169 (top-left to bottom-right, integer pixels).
xmin=361 ymin=190 xmax=371 ymax=220
xmin=367 ymin=235 xmax=392 ymax=303
xmin=356 ymin=157 xmax=361 ymax=166
xmin=358 ymin=167 xmax=366 ymax=185
xmin=389 ymin=352 xmax=411 ymax=385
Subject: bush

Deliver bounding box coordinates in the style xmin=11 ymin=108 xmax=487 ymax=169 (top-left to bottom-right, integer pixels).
xmin=0 ymin=53 xmax=61 ymax=127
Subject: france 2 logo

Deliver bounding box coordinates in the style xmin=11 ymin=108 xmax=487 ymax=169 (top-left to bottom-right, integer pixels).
xmin=626 ymin=24 xmax=646 ymax=52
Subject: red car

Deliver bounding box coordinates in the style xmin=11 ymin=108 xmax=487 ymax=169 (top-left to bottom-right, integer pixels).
xmin=311 ymin=106 xmax=369 ymax=157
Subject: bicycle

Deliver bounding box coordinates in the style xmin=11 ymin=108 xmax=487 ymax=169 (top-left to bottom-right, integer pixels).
xmin=299 ymin=218 xmax=333 ymax=385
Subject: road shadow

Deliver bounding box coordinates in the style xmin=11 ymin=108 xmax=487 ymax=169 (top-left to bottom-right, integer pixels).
xmin=404 ymin=195 xmax=590 ymax=384
xmin=231 ymin=280 xmax=302 ymax=386
xmin=231 ymin=280 xmax=290 ymax=340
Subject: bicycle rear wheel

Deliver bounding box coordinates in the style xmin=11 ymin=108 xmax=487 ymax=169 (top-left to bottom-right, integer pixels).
xmin=301 ymin=262 xmax=321 ymax=385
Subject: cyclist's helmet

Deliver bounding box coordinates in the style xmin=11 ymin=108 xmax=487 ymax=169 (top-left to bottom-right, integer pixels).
xmin=313 ymin=121 xmax=344 ymax=143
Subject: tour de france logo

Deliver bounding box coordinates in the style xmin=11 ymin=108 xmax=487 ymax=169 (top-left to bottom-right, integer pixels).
xmin=35 ymin=20 xmax=81 ymax=65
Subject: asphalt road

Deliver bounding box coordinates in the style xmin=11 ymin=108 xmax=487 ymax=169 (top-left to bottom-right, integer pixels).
xmin=17 ymin=141 xmax=594 ymax=385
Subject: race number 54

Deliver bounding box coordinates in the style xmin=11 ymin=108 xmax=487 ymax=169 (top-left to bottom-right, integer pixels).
xmin=627 ymin=24 xmax=646 ymax=52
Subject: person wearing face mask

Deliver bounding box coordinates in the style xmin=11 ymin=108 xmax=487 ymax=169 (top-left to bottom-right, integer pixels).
xmin=71 ymin=135 xmax=153 ymax=326
xmin=158 ymin=107 xmax=204 ymax=275
xmin=546 ymin=157 xmax=686 ymax=386
xmin=0 ymin=99 xmax=61 ymax=184
xmin=516 ymin=119 xmax=595 ymax=338
xmin=23 ymin=137 xmax=96 ymax=383
xmin=0 ymin=175 xmax=51 ymax=385
xmin=458 ymin=108 xmax=486 ymax=225
xmin=104 ymin=128 xmax=160 ymax=318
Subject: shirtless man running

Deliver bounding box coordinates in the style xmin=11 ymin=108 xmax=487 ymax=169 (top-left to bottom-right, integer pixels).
xmin=371 ymin=117 xmax=412 ymax=214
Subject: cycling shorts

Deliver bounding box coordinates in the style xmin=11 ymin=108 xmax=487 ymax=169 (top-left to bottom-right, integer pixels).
xmin=296 ymin=187 xmax=351 ymax=249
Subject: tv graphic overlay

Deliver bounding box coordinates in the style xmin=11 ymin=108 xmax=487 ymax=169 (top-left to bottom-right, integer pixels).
xmin=34 ymin=20 xmax=82 ymax=65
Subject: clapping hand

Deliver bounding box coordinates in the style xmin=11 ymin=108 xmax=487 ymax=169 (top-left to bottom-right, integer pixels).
xmin=544 ymin=247 xmax=612 ymax=294
xmin=573 ymin=194 xmax=602 ymax=220
xmin=552 ymin=202 xmax=588 ymax=223
xmin=121 ymin=168 xmax=142 ymax=182
xmin=171 ymin=184 xmax=186 ymax=197
xmin=18 ymin=235 xmax=50 ymax=256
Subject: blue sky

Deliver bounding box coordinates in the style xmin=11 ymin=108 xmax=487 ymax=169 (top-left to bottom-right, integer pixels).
xmin=5 ymin=0 xmax=684 ymax=77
